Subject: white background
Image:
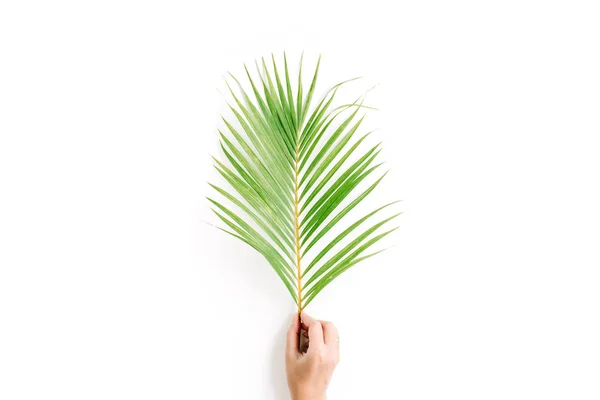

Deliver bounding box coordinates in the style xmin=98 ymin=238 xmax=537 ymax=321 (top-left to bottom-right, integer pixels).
xmin=1 ymin=1 xmax=599 ymax=399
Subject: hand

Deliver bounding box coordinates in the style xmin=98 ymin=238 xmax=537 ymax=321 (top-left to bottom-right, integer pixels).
xmin=285 ymin=312 xmax=340 ymax=400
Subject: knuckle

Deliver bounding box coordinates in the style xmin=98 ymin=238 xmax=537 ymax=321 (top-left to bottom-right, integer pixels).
xmin=313 ymin=348 xmax=325 ymax=359
xmin=317 ymin=350 xmax=335 ymax=364
xmin=325 ymin=322 xmax=338 ymax=335
xmin=325 ymin=354 xmax=336 ymax=365
xmin=323 ymin=321 xmax=335 ymax=329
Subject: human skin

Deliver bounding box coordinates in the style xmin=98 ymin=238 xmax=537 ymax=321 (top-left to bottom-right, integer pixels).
xmin=285 ymin=312 xmax=340 ymax=400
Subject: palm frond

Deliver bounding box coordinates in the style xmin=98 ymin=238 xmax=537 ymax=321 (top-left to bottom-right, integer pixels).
xmin=208 ymin=53 xmax=400 ymax=313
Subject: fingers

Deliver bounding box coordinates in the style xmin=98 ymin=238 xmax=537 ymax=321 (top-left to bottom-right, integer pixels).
xmin=286 ymin=314 xmax=300 ymax=358
xmin=301 ymin=312 xmax=324 ymax=351
xmin=321 ymin=320 xmax=339 ymax=346
xmin=321 ymin=320 xmax=340 ymax=364
xmin=300 ymin=312 xmax=318 ymax=327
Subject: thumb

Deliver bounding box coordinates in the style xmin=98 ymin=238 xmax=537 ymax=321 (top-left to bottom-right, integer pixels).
xmin=301 ymin=312 xmax=324 ymax=351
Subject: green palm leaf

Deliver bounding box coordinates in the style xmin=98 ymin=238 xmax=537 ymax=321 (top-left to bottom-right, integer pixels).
xmin=208 ymin=53 xmax=400 ymax=314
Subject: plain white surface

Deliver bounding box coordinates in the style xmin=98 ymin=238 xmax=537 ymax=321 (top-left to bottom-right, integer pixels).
xmin=1 ymin=1 xmax=599 ymax=399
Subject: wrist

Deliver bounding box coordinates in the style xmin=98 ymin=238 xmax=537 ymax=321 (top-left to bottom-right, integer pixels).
xmin=292 ymin=391 xmax=326 ymax=400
